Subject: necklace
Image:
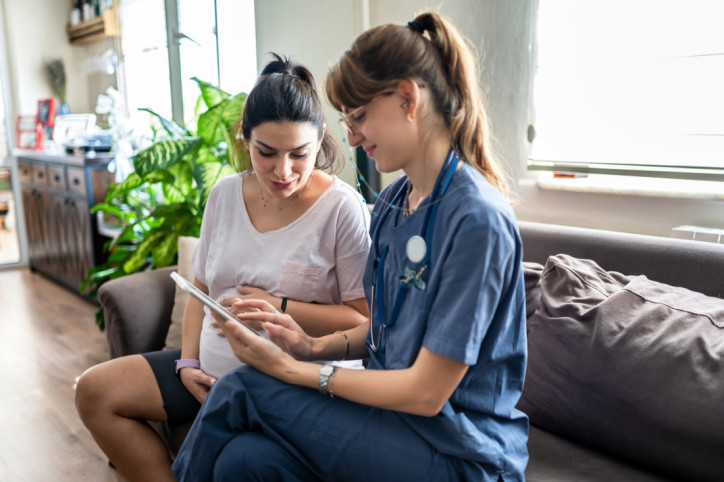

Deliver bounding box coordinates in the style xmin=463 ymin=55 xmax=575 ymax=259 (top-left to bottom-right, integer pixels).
xmin=259 ymin=171 xmax=314 ymax=211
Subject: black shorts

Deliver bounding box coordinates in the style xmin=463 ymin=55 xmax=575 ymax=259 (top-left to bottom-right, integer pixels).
xmin=141 ymin=349 xmax=201 ymax=424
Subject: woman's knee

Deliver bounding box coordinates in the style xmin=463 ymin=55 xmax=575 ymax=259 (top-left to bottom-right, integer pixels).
xmin=213 ymin=432 xmax=316 ymax=482
xmin=75 ymin=362 xmax=113 ymax=421
xmin=75 ymin=355 xmax=161 ymax=423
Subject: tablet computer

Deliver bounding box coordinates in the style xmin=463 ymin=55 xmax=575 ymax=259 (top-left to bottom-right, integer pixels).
xmin=170 ymin=272 xmax=262 ymax=336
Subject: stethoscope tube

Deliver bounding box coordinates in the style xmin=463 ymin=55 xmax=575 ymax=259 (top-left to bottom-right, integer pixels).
xmin=368 ymin=148 xmax=459 ymax=354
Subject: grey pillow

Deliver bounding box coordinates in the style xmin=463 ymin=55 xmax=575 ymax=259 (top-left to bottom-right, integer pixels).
xmin=522 ymin=261 xmax=544 ymax=320
xmin=518 ymin=254 xmax=724 ymax=481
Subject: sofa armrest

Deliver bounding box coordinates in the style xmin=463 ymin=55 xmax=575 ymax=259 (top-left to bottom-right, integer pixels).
xmin=98 ymin=266 xmax=177 ymax=359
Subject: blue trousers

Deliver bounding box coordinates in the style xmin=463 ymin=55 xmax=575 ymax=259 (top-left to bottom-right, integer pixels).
xmin=172 ymin=366 xmax=487 ymax=482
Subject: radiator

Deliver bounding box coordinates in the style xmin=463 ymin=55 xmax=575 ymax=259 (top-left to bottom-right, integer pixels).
xmin=671 ymin=225 xmax=724 ymax=244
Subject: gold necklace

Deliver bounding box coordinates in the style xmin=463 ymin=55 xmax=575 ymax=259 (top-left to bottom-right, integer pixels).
xmin=259 ymin=170 xmax=315 ymax=211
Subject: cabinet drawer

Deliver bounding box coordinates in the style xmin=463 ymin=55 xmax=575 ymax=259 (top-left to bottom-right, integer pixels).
xmin=18 ymin=163 xmax=33 ymax=184
xmin=66 ymin=167 xmax=86 ymax=195
xmin=48 ymin=165 xmax=66 ymax=190
xmin=32 ymin=164 xmax=48 ymax=186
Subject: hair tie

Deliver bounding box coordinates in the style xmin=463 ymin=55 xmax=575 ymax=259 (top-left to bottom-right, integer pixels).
xmin=407 ymin=21 xmax=424 ymax=34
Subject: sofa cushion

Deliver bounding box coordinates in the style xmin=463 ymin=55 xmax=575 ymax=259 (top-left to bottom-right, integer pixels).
xmin=164 ymin=236 xmax=200 ymax=350
xmin=518 ymin=254 xmax=724 ymax=481
xmin=523 ymin=261 xmax=544 ymax=319
xmin=526 ymin=426 xmax=671 ymax=482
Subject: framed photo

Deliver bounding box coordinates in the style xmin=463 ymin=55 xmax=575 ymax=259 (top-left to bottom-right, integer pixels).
xmin=16 ymin=115 xmax=41 ymax=149
xmin=53 ymin=114 xmax=96 ymax=147
xmin=16 ymin=115 xmax=36 ymax=132
xmin=37 ymin=98 xmax=56 ymax=126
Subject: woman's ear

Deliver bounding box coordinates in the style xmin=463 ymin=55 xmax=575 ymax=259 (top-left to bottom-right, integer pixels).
xmin=319 ymin=123 xmax=327 ymax=148
xmin=397 ymin=79 xmax=421 ymax=119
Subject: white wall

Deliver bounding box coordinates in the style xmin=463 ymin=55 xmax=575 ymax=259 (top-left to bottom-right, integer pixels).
xmin=4 ymin=0 xmax=721 ymax=237
xmin=253 ymin=0 xmax=724 ymax=237
xmin=1 ymin=0 xmax=116 ymax=122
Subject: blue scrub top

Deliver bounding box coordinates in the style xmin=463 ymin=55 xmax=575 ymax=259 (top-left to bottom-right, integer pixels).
xmin=364 ymin=163 xmax=529 ymax=479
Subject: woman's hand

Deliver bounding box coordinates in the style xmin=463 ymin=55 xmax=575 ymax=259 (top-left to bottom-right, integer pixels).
xmin=179 ymin=367 xmax=216 ymax=404
xmin=214 ymin=286 xmax=278 ymax=335
xmin=234 ymin=299 xmax=317 ymax=361
xmin=219 ymin=315 xmax=295 ymax=379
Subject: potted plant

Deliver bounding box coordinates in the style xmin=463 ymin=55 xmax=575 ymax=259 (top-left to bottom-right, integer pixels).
xmin=44 ymin=59 xmax=69 ymax=115
xmin=82 ymin=78 xmax=248 ymax=329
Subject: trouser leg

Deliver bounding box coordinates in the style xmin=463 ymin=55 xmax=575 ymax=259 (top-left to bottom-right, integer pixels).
xmin=173 ymin=366 xmax=479 ymax=482
xmin=213 ymin=431 xmax=320 ymax=482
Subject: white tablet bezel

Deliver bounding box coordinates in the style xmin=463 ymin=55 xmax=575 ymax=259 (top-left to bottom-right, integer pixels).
xmin=170 ymin=271 xmax=262 ymax=336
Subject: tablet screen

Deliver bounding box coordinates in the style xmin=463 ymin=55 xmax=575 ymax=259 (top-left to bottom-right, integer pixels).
xmin=170 ymin=272 xmax=262 ymax=336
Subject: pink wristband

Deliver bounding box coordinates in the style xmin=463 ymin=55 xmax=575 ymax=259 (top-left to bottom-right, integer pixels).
xmin=174 ymin=358 xmax=200 ymax=375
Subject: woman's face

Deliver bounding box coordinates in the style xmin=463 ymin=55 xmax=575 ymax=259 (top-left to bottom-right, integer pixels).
xmin=246 ymin=121 xmax=322 ymax=199
xmin=341 ymin=87 xmax=417 ymax=173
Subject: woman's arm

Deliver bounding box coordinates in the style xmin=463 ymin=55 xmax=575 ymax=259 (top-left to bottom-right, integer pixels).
xmin=179 ymin=277 xmax=207 ymax=360
xmin=179 ymin=277 xmax=217 ymax=402
xmin=225 ymin=286 xmax=369 ymax=337
xmin=224 ymin=307 xmax=468 ymax=417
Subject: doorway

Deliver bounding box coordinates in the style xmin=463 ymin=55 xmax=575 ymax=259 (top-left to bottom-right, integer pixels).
xmin=0 ymin=167 xmax=20 ymax=265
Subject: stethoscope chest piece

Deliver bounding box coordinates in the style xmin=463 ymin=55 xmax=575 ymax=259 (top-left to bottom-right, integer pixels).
xmin=406 ymin=235 xmax=427 ymax=264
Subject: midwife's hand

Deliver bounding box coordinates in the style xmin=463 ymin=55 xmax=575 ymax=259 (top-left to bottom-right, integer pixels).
xmin=222 ymin=316 xmax=293 ymax=378
xmin=214 ymin=286 xmax=270 ymax=335
xmin=234 ymin=299 xmax=316 ymax=361
xmin=179 ymin=367 xmax=216 ymax=404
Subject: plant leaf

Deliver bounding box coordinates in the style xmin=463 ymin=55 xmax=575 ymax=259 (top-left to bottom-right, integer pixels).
xmin=133 ymin=138 xmax=202 ymax=178
xmin=151 ymin=231 xmax=179 ymax=267
xmin=195 ymin=162 xmax=237 ymax=207
xmin=192 ymin=77 xmax=230 ymax=108
xmin=106 ymin=172 xmax=143 ymax=200
xmin=197 ymin=93 xmax=246 ymax=148
xmin=123 ymin=231 xmax=165 ymax=273
xmin=139 ymin=107 xmax=190 ymax=138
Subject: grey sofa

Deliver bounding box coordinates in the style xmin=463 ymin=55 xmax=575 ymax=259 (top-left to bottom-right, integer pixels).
xmin=98 ymin=221 xmax=724 ymax=481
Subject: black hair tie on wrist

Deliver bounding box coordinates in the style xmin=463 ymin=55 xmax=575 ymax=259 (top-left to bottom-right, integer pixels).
xmin=408 ymin=21 xmax=424 ymax=33
xmin=281 ymin=297 xmax=288 ymax=313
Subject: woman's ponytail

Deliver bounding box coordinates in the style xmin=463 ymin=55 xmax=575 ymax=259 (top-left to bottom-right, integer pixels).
xmin=326 ymin=12 xmax=509 ymax=197
xmin=411 ymin=13 xmax=508 ymax=197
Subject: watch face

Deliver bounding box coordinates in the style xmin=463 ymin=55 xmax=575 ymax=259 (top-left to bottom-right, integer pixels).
xmin=320 ymin=365 xmax=334 ymax=376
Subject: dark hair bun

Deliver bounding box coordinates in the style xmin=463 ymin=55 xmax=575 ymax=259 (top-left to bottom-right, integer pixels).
xmin=260 ymin=53 xmax=316 ymax=90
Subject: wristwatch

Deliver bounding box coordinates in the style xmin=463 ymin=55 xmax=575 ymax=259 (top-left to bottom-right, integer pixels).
xmin=175 ymin=358 xmax=201 ymax=376
xmin=318 ymin=364 xmax=336 ymax=395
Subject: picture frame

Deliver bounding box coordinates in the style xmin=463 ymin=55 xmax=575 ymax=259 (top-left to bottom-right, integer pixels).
xmin=16 ymin=115 xmax=41 ymax=149
xmin=52 ymin=114 xmax=97 ymax=147
xmin=37 ymin=98 xmax=56 ymax=126
xmin=17 ymin=131 xmax=41 ymax=150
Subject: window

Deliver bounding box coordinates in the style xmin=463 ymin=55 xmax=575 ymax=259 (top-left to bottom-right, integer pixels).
xmin=120 ymin=0 xmax=256 ymax=129
xmin=530 ymin=0 xmax=724 ymax=182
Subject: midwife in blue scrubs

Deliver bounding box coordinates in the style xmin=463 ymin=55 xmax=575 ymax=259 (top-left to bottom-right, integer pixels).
xmin=173 ymin=11 xmax=528 ymax=482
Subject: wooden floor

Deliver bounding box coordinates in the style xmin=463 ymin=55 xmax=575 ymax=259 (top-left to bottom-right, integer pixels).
xmin=0 ymin=267 xmax=125 ymax=481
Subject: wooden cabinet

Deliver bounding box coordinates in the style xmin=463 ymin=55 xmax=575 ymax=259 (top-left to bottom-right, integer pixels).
xmin=18 ymin=152 xmax=114 ymax=297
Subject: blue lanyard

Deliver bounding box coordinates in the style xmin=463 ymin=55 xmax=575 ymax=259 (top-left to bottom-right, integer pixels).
xmin=369 ymin=148 xmax=459 ymax=354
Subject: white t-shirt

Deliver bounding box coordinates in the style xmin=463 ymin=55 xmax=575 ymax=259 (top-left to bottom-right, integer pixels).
xmin=193 ymin=173 xmax=371 ymax=378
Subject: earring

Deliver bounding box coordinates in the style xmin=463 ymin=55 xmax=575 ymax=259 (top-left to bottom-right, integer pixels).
xmin=407 ymin=111 xmax=415 ymax=122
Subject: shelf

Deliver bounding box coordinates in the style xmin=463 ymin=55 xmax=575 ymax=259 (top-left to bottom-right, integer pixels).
xmin=67 ymin=6 xmax=120 ymax=45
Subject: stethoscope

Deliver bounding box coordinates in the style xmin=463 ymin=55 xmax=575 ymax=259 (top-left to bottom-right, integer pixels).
xmin=368 ymin=147 xmax=460 ymax=355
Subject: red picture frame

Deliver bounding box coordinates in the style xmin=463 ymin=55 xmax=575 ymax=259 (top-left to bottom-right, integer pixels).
xmin=37 ymin=98 xmax=56 ymax=127
xmin=16 ymin=115 xmax=42 ymax=149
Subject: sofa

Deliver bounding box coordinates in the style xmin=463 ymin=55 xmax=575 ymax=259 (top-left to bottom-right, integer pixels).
xmin=98 ymin=221 xmax=724 ymax=481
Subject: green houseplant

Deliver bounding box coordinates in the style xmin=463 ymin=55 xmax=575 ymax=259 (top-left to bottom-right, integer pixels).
xmin=83 ymin=78 xmax=248 ymax=329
